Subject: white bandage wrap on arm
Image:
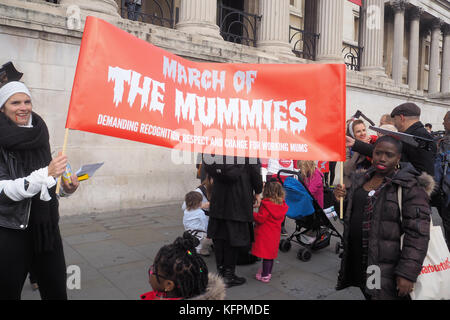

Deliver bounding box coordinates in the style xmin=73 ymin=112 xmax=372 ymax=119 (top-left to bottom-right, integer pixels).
xmin=0 ymin=167 xmax=56 ymax=201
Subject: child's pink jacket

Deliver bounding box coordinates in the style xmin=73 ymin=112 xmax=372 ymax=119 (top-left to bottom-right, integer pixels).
xmin=304 ymin=169 xmax=324 ymax=208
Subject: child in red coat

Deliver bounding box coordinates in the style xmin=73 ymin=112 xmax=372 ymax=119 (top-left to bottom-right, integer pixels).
xmin=251 ymin=180 xmax=288 ymax=283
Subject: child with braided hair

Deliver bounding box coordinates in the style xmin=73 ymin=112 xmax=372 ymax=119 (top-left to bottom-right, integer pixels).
xmin=140 ymin=232 xmax=225 ymax=300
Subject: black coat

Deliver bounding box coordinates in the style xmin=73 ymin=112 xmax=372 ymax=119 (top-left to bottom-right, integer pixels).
xmin=336 ymin=163 xmax=433 ymax=300
xmin=353 ymin=121 xmax=437 ymax=176
xmin=204 ymin=158 xmax=263 ymax=223
xmin=0 ymin=148 xmax=31 ymax=229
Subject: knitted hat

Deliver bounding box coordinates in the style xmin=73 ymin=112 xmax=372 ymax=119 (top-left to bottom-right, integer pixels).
xmin=0 ymin=81 xmax=32 ymax=109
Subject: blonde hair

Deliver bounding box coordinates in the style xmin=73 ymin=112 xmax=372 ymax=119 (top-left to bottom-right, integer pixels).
xmin=297 ymin=160 xmax=316 ymax=181
xmin=263 ymin=181 xmax=285 ymax=205
xmin=379 ymin=124 xmax=397 ymax=133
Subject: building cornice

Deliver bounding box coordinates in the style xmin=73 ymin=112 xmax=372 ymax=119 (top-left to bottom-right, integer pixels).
xmin=406 ymin=0 xmax=450 ymax=24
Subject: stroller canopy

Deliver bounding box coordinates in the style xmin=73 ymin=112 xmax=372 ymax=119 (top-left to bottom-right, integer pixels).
xmin=283 ymin=177 xmax=315 ymax=219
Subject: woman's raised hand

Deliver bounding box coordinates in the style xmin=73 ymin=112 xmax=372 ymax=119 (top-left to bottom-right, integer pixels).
xmin=48 ymin=153 xmax=68 ymax=178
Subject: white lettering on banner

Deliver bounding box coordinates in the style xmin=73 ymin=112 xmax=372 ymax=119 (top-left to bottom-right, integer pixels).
xmin=240 ymin=99 xmax=262 ymax=131
xmin=290 ymin=143 xmax=308 ymax=152
xmin=108 ymin=66 xmax=165 ymax=114
xmin=233 ymin=70 xmax=257 ymax=94
xmin=108 ymin=61 xmax=309 ymax=136
xmin=97 ymin=114 xmax=139 ymax=132
xmin=262 ymin=141 xmax=289 ymax=152
xmin=163 ymin=56 xmax=226 ymax=92
xmin=217 ymin=97 xmax=240 ymax=129
xmin=175 ymin=89 xmax=308 ymax=134
xmin=108 ymin=66 xmax=131 ymax=107
xmin=182 ymin=134 xmax=209 ymax=145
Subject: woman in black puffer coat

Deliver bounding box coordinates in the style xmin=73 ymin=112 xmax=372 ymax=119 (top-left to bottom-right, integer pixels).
xmin=334 ymin=135 xmax=433 ymax=300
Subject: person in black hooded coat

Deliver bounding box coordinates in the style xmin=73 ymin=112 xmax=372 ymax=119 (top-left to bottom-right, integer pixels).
xmin=334 ymin=136 xmax=432 ymax=300
xmin=203 ymin=156 xmax=263 ymax=288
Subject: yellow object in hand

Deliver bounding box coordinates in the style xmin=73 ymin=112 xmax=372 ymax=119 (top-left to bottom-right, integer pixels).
xmin=77 ymin=174 xmax=89 ymax=181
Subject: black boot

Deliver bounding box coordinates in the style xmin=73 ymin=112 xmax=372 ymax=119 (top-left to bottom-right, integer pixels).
xmin=217 ymin=265 xmax=224 ymax=277
xmin=222 ymin=266 xmax=246 ymax=288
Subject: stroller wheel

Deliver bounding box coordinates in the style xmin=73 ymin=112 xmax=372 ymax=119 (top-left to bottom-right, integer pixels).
xmin=279 ymin=239 xmax=292 ymax=252
xmin=297 ymin=247 xmax=312 ymax=262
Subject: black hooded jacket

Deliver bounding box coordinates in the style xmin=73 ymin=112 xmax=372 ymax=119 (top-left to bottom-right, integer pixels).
xmin=336 ymin=163 xmax=433 ymax=300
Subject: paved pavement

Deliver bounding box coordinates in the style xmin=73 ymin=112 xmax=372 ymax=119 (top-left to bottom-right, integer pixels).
xmin=21 ymin=204 xmax=442 ymax=300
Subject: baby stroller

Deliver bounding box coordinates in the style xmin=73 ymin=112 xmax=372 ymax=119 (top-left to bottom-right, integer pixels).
xmin=277 ymin=169 xmax=343 ymax=262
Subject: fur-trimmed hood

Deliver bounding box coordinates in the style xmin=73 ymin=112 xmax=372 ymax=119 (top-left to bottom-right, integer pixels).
xmin=391 ymin=162 xmax=436 ymax=196
xmin=416 ymin=171 xmax=436 ymax=196
xmin=189 ymin=273 xmax=226 ymax=300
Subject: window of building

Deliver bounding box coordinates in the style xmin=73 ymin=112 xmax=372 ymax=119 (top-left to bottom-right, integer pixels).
xmin=424 ymin=45 xmax=430 ymax=68
xmin=219 ymin=0 xmax=260 ymax=47
xmin=354 ymin=16 xmax=359 ymax=42
xmin=290 ymin=0 xmax=302 ymax=17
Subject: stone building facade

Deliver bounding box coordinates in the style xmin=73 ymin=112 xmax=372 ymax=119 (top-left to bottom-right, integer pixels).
xmin=0 ymin=0 xmax=449 ymax=215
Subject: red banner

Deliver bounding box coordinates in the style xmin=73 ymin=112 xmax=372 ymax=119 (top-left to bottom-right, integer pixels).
xmin=66 ymin=17 xmax=346 ymax=161
xmin=348 ymin=0 xmax=362 ymax=6
xmin=318 ymin=161 xmax=329 ymax=173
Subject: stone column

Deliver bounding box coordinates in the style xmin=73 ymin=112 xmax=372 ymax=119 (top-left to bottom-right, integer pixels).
xmin=176 ymin=0 xmax=222 ymax=40
xmin=316 ymin=0 xmax=344 ymax=63
xmin=407 ymin=7 xmax=422 ymax=90
xmin=257 ymin=0 xmax=293 ymax=56
xmin=440 ymin=24 xmax=450 ymax=93
xmin=59 ymin=0 xmax=120 ymax=19
xmin=428 ymin=19 xmax=442 ymax=94
xmin=418 ymin=28 xmax=430 ymax=91
xmin=391 ymin=0 xmax=406 ymax=84
xmin=360 ymin=0 xmax=386 ymax=76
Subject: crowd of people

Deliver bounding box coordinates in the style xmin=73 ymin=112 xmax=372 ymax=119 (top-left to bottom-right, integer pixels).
xmin=178 ymin=102 xmax=448 ymax=301
xmin=0 ymin=62 xmax=448 ymax=300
